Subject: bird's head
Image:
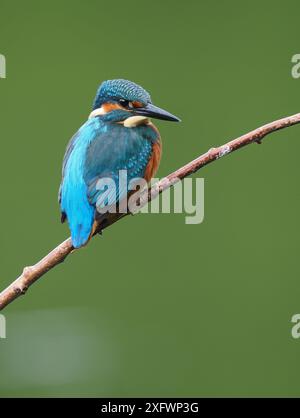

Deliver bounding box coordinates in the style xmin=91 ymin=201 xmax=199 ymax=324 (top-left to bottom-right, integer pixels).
xmin=90 ymin=79 xmax=180 ymax=124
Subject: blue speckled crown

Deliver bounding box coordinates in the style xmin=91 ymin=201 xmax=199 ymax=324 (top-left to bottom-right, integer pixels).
xmin=93 ymin=79 xmax=152 ymax=110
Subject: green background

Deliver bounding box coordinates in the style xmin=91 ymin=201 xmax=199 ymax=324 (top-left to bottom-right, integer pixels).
xmin=0 ymin=0 xmax=300 ymax=397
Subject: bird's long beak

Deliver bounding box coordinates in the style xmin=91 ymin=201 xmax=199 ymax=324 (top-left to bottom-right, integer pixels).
xmin=134 ymin=103 xmax=181 ymax=122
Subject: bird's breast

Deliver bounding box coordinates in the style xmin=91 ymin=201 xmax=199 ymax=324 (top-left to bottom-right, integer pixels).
xmin=123 ymin=120 xmax=162 ymax=181
xmin=144 ymin=139 xmax=161 ymax=182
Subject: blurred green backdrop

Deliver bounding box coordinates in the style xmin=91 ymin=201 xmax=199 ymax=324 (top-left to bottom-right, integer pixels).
xmin=0 ymin=0 xmax=300 ymax=397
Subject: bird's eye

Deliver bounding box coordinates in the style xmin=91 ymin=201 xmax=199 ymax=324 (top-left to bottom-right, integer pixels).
xmin=119 ymin=99 xmax=133 ymax=109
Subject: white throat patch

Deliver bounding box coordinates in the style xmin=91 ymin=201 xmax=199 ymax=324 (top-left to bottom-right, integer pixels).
xmin=123 ymin=116 xmax=150 ymax=128
xmin=88 ymin=107 xmax=106 ymax=119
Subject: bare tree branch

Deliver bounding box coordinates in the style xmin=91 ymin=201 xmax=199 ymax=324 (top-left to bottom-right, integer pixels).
xmin=1 ymin=112 xmax=300 ymax=311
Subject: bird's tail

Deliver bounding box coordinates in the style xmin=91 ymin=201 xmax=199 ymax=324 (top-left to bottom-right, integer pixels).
xmin=68 ymin=204 xmax=94 ymax=248
xmin=60 ymin=181 xmax=95 ymax=248
xmin=70 ymin=222 xmax=93 ymax=248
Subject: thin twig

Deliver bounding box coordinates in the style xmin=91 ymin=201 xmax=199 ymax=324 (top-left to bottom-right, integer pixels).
xmin=1 ymin=112 xmax=300 ymax=311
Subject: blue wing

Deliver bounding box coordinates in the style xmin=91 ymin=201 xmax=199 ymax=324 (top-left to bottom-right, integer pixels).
xmin=60 ymin=118 xmax=157 ymax=248
xmin=59 ymin=119 xmax=98 ymax=248
xmin=83 ymin=123 xmax=155 ymax=210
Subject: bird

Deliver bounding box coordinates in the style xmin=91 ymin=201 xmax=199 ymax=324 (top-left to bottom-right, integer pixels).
xmin=59 ymin=79 xmax=180 ymax=248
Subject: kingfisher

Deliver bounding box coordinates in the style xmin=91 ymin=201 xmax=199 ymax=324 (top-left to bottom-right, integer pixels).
xmin=59 ymin=79 xmax=180 ymax=248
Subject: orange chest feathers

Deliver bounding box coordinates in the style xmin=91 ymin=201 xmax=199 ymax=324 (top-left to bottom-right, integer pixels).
xmin=144 ymin=138 xmax=162 ymax=183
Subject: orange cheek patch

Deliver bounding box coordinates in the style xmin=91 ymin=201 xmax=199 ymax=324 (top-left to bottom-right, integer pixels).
xmin=102 ymin=102 xmax=124 ymax=113
xmin=132 ymin=101 xmax=144 ymax=108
